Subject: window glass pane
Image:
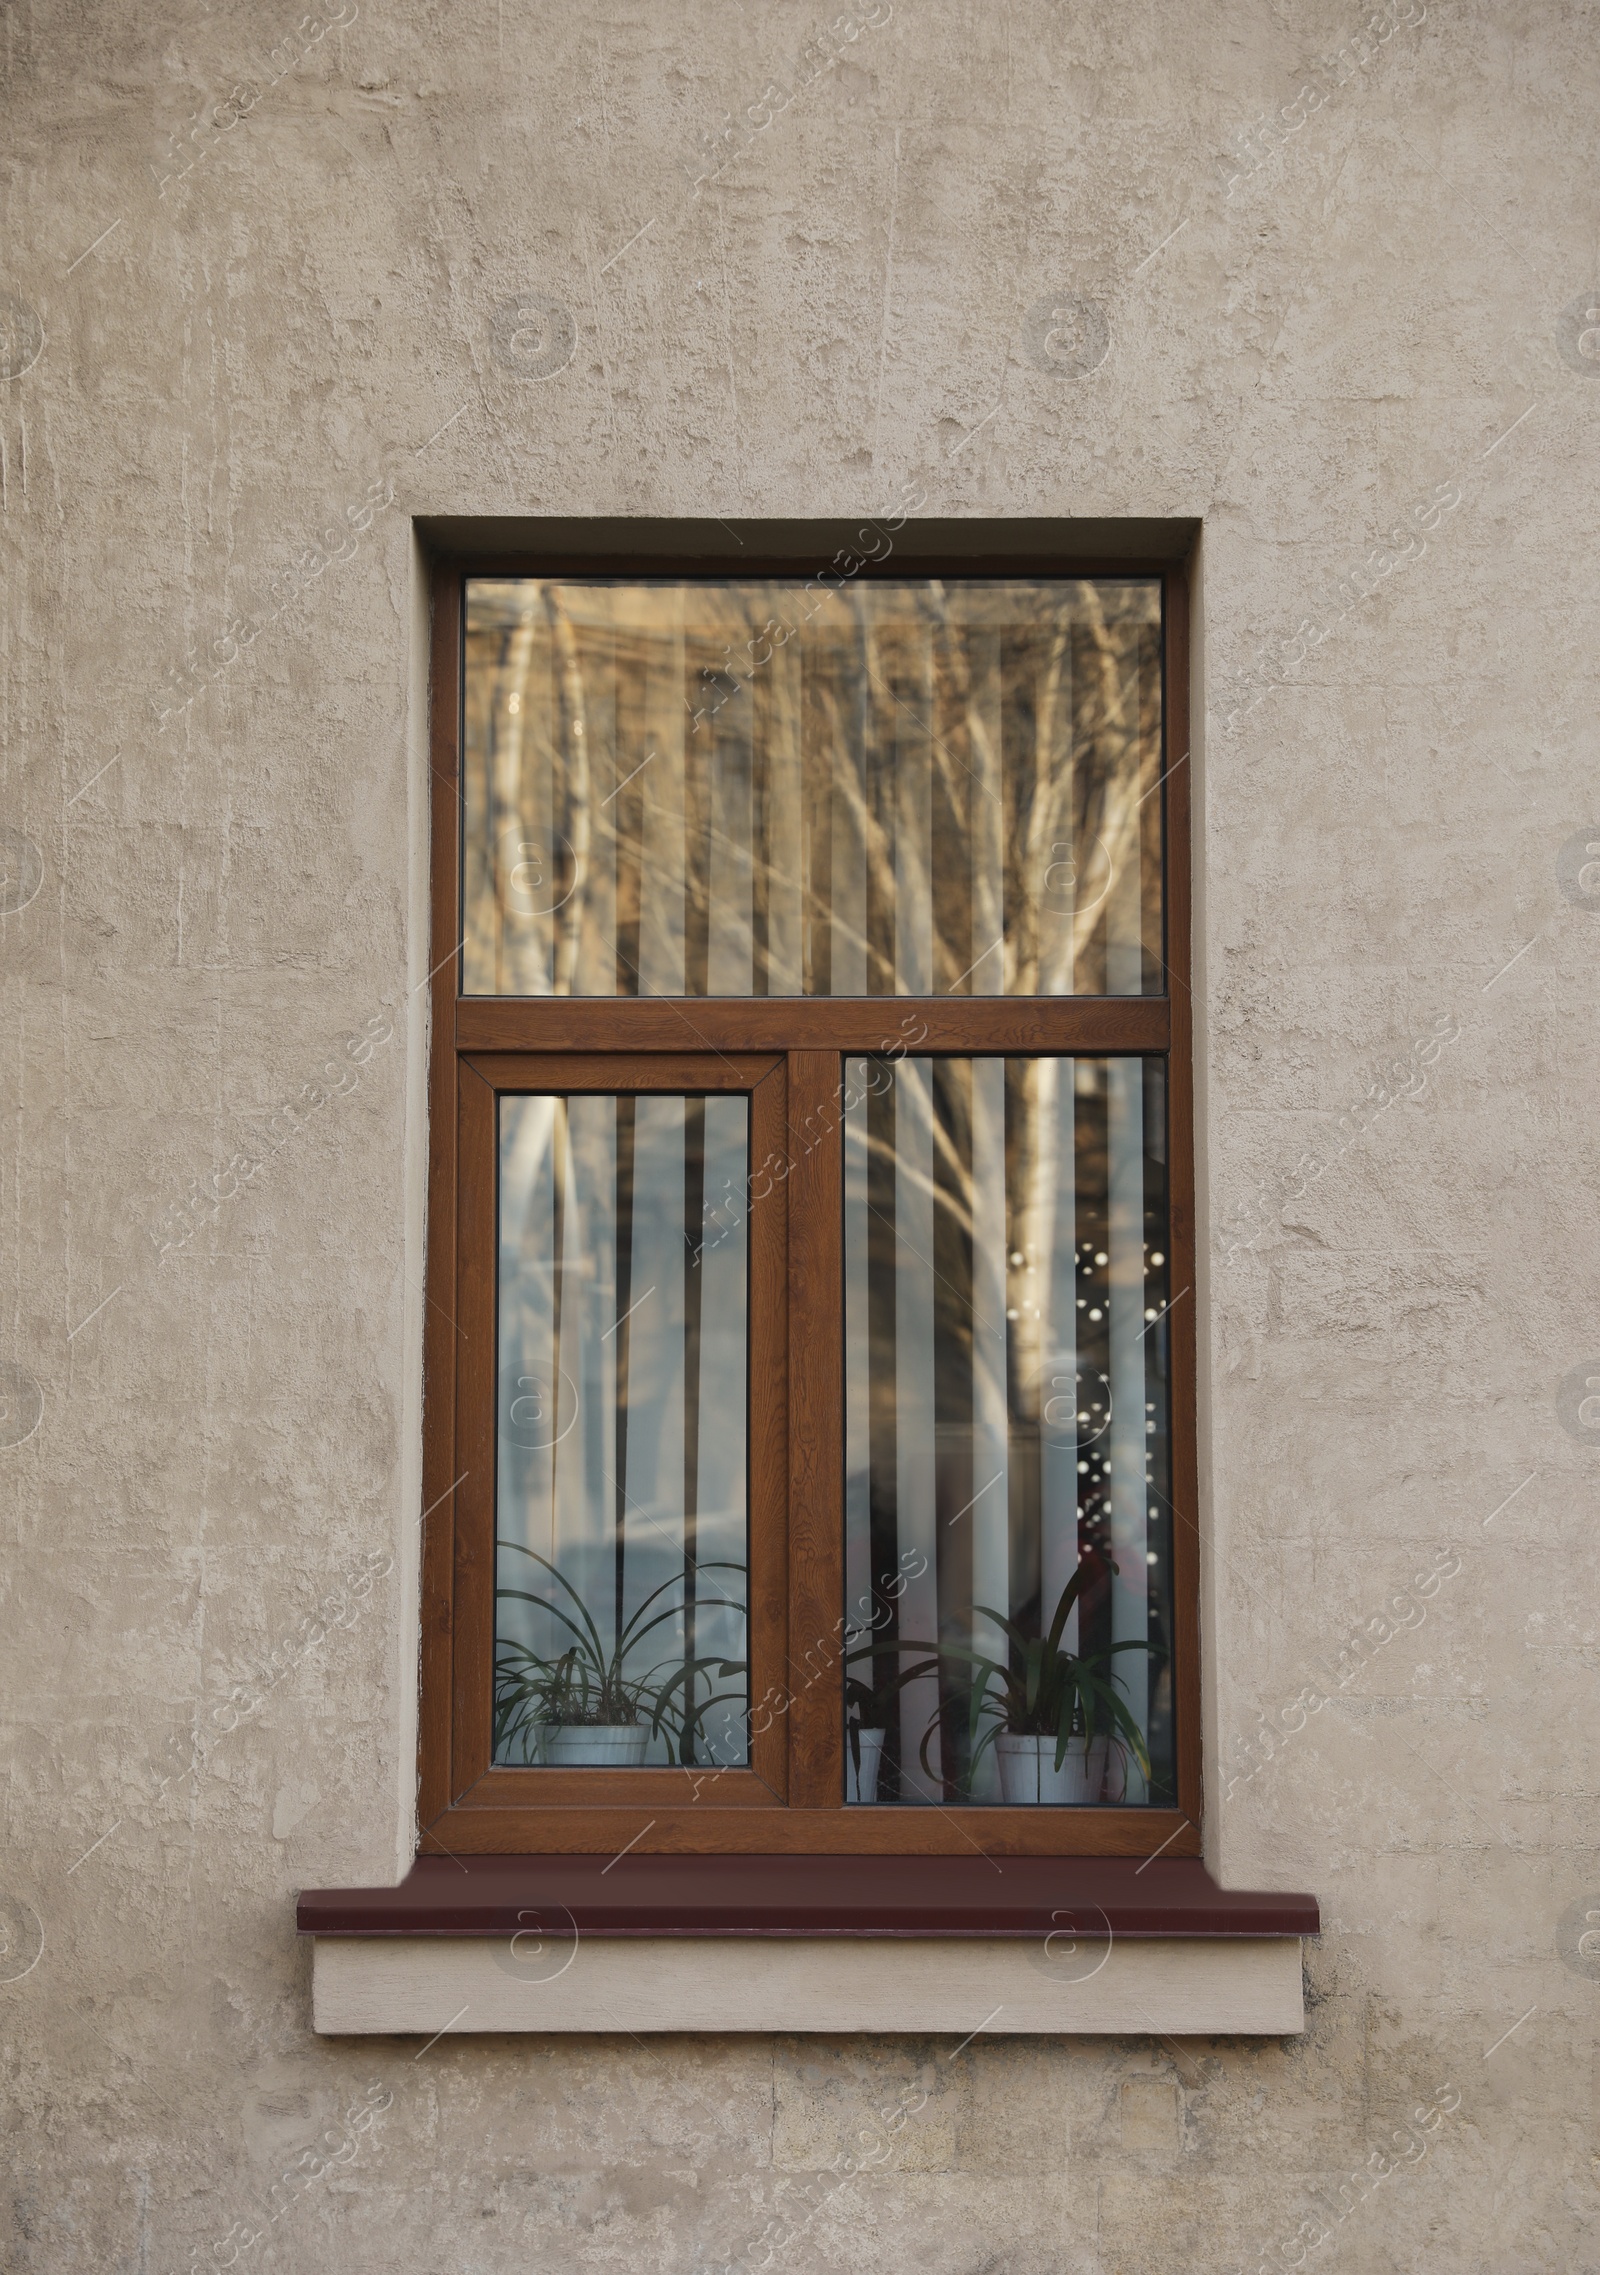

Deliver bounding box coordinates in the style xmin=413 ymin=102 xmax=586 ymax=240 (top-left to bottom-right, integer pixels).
xmin=494 ymin=1092 xmax=749 ymax=1768
xmin=843 ymin=1056 xmax=1173 ymax=1806
xmin=463 ymin=579 xmax=1162 ymax=998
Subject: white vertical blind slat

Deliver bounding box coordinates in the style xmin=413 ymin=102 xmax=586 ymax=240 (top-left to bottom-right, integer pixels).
xmin=1106 ymin=1059 xmax=1149 ymax=1800
xmin=893 ymin=1056 xmax=940 ymax=1799
xmin=967 ymin=1056 xmax=1009 ymax=1802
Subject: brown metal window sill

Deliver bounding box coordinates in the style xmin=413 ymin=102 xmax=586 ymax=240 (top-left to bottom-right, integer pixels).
xmin=299 ymin=1853 xmax=1317 ymax=1939
xmin=298 ymin=1857 xmax=1318 ymax=2036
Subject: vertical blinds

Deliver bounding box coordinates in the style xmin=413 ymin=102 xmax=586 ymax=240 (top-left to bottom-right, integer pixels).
xmin=495 ymin=1094 xmax=750 ymax=1768
xmin=844 ymin=1055 xmax=1174 ymax=1805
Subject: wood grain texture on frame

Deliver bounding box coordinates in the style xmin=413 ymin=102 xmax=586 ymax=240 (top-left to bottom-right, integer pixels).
xmin=419 ymin=1805 xmax=1203 ymax=1857
xmin=746 ymin=1060 xmax=791 ymax=1803
xmin=1162 ymin=564 xmax=1203 ymax=1841
xmin=441 ymin=1049 xmax=790 ymax=1816
xmin=461 ymin=1051 xmax=780 ymax=1092
xmin=449 ymin=1062 xmax=498 ymax=1802
xmin=419 ymin=541 xmax=1202 ymax=1865
xmin=784 ymin=1051 xmax=846 ymax=1809
xmin=418 ymin=567 xmax=463 ymax=1832
xmin=455 ymin=996 xmax=1169 ymax=1056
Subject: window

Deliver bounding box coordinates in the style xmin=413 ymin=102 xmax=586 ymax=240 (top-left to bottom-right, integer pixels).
xmin=420 ymin=531 xmax=1198 ymax=1858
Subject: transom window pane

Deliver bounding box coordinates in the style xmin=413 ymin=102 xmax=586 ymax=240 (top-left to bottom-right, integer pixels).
xmin=843 ymin=1055 xmax=1173 ymax=1806
xmin=463 ymin=579 xmax=1162 ymax=999
xmin=494 ymin=1093 xmax=750 ymax=1768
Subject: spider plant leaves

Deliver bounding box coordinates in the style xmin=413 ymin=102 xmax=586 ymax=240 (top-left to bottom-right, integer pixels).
xmin=851 ymin=1565 xmax=1161 ymax=1798
xmin=493 ymin=1542 xmax=750 ymax=1764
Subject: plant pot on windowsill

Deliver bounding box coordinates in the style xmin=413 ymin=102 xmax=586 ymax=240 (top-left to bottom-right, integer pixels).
xmin=856 ymin=1554 xmax=1160 ymax=1809
xmin=845 ymin=1725 xmax=886 ymax=1804
xmin=995 ymin=1731 xmax=1101 ymax=1805
xmin=1088 ymin=1733 xmax=1128 ymax=1802
xmin=540 ymin=1722 xmax=651 ymax=1769
xmin=494 ymin=1543 xmax=750 ymax=1770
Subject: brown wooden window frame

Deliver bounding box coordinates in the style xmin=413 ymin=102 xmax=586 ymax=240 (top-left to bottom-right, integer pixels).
xmin=418 ymin=533 xmax=1200 ymax=1861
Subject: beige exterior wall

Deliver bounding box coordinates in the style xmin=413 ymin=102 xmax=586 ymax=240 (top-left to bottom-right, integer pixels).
xmin=4 ymin=1 xmax=1596 ymax=2267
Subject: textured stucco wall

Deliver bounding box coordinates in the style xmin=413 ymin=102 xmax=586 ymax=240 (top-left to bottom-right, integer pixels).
xmin=3 ymin=1 xmax=1598 ymax=2268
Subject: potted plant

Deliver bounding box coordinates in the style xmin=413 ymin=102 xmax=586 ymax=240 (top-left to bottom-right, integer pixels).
xmin=960 ymin=1560 xmax=1156 ymax=1803
xmin=854 ymin=1555 xmax=1156 ymax=1804
xmin=842 ymin=1632 xmax=964 ymax=1805
xmin=843 ymin=1674 xmax=888 ymax=1803
xmin=495 ymin=1544 xmax=747 ymax=1768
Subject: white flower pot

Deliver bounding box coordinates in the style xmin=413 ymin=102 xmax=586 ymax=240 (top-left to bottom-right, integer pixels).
xmin=996 ymin=1731 xmax=1096 ymax=1805
xmin=845 ymin=1726 xmax=886 ymax=1804
xmin=542 ymin=1724 xmax=649 ymax=1769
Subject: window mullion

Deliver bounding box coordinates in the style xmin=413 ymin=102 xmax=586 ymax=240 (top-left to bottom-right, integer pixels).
xmin=783 ymin=1048 xmax=847 ymax=1808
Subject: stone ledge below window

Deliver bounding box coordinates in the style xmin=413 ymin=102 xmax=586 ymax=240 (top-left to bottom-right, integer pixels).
xmin=299 ymin=1856 xmax=1317 ymax=2037
xmin=310 ymin=1931 xmax=1304 ymax=2035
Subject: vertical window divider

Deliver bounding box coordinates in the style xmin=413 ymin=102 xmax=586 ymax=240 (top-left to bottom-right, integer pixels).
xmin=419 ymin=566 xmax=464 ymax=1835
xmin=1161 ymin=563 xmax=1203 ymax=1833
xmin=785 ymin=1048 xmax=847 ymax=1809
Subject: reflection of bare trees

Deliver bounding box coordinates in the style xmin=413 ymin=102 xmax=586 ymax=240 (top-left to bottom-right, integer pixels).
xmin=842 ymin=1051 xmax=1172 ymax=1803
xmin=546 ymin=587 xmax=592 ymax=999
xmin=462 ymin=578 xmax=1161 ymax=1001
xmin=495 ymin=1091 xmax=751 ymax=1768
xmin=849 ymin=1056 xmax=1110 ymax=1429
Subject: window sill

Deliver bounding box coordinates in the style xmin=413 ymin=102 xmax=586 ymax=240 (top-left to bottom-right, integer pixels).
xmin=298 ymin=1857 xmax=1317 ymax=2037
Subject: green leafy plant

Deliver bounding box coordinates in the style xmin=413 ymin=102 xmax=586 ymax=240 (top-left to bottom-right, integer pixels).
xmin=844 ymin=1673 xmax=877 ymax=1782
xmin=494 ymin=1543 xmax=747 ymax=1767
xmin=850 ymin=1553 xmax=1160 ymax=1794
xmin=843 ymin=1656 xmax=931 ymax=1783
